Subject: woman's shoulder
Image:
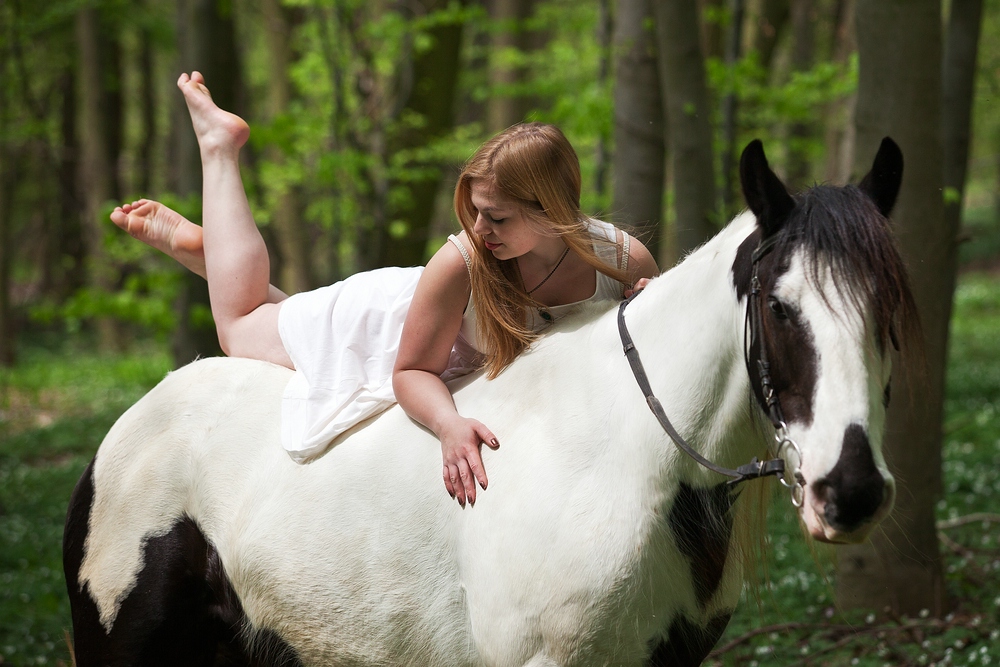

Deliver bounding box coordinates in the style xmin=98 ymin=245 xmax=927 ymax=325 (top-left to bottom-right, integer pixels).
xmin=587 ymin=218 xmax=659 ymax=279
xmin=417 ymin=233 xmax=473 ymax=298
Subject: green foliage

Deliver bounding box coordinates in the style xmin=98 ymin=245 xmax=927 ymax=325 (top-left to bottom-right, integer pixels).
xmin=29 ymin=194 xmax=205 ymax=338
xmin=706 ymin=50 xmax=859 ymax=170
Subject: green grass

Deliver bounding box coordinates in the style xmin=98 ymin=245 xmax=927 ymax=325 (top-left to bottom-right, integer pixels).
xmin=0 ymin=275 xmax=999 ymax=666
xmin=0 ymin=343 xmax=172 ymax=666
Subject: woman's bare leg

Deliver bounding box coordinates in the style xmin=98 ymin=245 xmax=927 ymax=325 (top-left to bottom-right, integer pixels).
xmin=110 ymin=199 xmax=288 ymax=303
xmin=176 ymin=71 xmax=291 ymax=368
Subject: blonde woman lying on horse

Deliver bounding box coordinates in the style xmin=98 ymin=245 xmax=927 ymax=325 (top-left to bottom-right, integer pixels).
xmin=110 ymin=71 xmax=659 ymax=508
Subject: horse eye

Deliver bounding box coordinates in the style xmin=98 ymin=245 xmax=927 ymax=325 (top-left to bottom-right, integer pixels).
xmin=767 ymin=296 xmax=789 ymax=320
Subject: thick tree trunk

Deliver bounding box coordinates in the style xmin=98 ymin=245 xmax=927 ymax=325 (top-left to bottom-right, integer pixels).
xmin=379 ymin=0 xmax=466 ymax=268
xmin=835 ymin=0 xmax=949 ymax=617
xmin=75 ymin=6 xmax=119 ymax=351
xmin=654 ymin=0 xmax=717 ymax=262
xmin=612 ymin=0 xmax=666 ymax=262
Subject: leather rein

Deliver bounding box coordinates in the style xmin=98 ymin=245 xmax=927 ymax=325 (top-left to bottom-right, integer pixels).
xmin=618 ymin=236 xmax=806 ymax=504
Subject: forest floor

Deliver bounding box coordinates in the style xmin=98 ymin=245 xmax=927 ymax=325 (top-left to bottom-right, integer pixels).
xmin=1 ymin=272 xmax=999 ymax=666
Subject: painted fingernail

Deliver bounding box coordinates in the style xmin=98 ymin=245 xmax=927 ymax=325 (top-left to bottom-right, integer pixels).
xmin=491 ymin=438 xmax=499 ymax=448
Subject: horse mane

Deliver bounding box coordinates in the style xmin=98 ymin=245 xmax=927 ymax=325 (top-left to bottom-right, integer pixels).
xmin=775 ymin=184 xmax=921 ymax=358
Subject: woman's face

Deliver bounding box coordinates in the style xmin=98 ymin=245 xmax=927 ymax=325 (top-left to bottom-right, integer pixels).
xmin=469 ymin=180 xmax=542 ymax=260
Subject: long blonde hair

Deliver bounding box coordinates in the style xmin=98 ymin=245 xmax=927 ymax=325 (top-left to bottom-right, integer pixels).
xmin=454 ymin=123 xmax=632 ymax=378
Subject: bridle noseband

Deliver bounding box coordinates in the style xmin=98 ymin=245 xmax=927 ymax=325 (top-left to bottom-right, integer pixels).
xmin=618 ymin=236 xmax=806 ymax=505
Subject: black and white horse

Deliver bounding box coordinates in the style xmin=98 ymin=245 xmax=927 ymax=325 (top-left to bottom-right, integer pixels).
xmin=64 ymin=139 xmax=916 ymax=666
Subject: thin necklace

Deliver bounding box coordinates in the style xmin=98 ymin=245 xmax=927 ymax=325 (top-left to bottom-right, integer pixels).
xmin=525 ymin=246 xmax=570 ymax=295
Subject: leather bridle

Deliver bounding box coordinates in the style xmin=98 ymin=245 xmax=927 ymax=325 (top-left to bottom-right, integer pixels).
xmin=618 ymin=237 xmax=806 ymax=504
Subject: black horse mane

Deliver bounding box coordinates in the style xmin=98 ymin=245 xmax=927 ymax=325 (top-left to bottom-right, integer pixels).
xmin=773 ymin=183 xmax=920 ymax=355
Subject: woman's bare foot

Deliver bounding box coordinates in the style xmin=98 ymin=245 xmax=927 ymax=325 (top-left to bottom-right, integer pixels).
xmin=176 ymin=71 xmax=250 ymax=157
xmin=110 ymin=200 xmax=207 ymax=278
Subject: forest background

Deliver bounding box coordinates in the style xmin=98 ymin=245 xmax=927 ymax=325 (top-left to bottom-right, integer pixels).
xmin=2 ymin=0 xmax=1000 ymax=665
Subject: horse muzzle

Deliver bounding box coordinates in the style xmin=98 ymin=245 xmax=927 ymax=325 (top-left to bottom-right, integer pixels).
xmin=801 ymin=474 xmax=895 ymax=544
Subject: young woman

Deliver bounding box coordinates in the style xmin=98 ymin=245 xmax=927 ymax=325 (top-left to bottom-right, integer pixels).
xmin=111 ymin=71 xmax=659 ymax=508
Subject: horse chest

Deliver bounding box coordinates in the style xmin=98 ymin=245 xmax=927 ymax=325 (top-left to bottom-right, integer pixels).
xmin=629 ymin=482 xmax=738 ymax=667
xmin=665 ymin=482 xmax=737 ymax=609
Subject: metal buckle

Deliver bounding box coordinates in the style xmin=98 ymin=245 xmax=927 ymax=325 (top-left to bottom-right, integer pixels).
xmin=774 ymin=423 xmax=806 ymax=507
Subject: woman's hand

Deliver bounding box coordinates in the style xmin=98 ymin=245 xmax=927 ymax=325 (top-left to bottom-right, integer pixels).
xmin=439 ymin=416 xmax=500 ymax=507
xmin=624 ymin=277 xmax=652 ymax=298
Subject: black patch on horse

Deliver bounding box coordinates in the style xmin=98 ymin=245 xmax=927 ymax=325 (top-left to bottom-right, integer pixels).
xmin=814 ymin=423 xmax=886 ymax=531
xmin=64 ymin=464 xmax=301 ymax=667
xmin=668 ymin=483 xmax=735 ymax=608
xmin=731 ymin=228 xmax=761 ymax=301
xmin=647 ymin=611 xmax=733 ymax=667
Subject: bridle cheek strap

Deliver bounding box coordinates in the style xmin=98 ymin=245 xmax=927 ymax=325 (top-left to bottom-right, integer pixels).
xmin=617 ymin=292 xmax=786 ymax=487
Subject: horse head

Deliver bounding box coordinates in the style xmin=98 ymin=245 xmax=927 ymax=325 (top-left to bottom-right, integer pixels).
xmin=736 ymin=138 xmax=916 ymax=544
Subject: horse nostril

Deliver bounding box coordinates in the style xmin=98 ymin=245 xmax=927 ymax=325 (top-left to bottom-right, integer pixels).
xmin=815 ymin=424 xmax=887 ymax=532
xmin=817 ymin=473 xmax=886 ymax=532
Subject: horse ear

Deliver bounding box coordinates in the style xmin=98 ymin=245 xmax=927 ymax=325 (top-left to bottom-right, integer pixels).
xmin=739 ymin=139 xmax=795 ymax=238
xmin=857 ymin=137 xmax=903 ymax=217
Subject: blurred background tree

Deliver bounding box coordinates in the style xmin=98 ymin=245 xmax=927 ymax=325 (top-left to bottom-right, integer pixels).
xmin=1 ymin=0 xmax=998 ymax=626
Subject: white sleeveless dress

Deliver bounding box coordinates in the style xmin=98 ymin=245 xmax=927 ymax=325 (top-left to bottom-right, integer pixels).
xmin=278 ymin=220 xmax=629 ymax=463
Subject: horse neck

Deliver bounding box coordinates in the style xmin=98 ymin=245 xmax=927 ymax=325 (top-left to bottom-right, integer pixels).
xmin=617 ymin=213 xmax=765 ymax=482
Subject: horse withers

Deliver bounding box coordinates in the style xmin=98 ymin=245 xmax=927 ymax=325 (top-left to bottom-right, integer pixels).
xmin=63 ymin=139 xmax=916 ymax=667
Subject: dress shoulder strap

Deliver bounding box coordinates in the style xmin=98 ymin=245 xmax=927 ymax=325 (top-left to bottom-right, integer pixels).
xmin=448 ymin=234 xmax=473 ymax=276
xmin=621 ymin=231 xmax=630 ymax=272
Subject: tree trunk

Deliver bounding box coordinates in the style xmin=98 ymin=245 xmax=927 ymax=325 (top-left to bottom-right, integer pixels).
xmin=488 ymin=0 xmax=539 ymax=131
xmin=835 ymin=0 xmax=949 ymax=617
xmin=751 ymin=0 xmax=789 ymax=70
xmin=169 ymin=0 xmax=241 ymax=366
xmin=138 ymin=22 xmax=156 ymax=195
xmin=700 ymin=0 xmax=725 ymax=59
xmin=822 ymin=0 xmax=855 ymax=184
xmin=786 ymin=0 xmax=815 ymax=189
xmin=53 ymin=65 xmax=86 ymax=302
xmin=0 ymin=108 xmax=15 ymax=365
xmin=262 ymin=0 xmax=313 ymax=292
xmin=75 ymin=6 xmax=119 ymax=351
xmin=654 ymin=0 xmax=717 ymax=263
xmin=100 ymin=11 xmax=123 ymax=202
xmin=594 ymin=0 xmax=612 ymax=200
xmin=612 ymin=0 xmax=666 ymax=262
xmin=942 ymin=0 xmax=983 ymax=242
xmin=379 ymin=0 xmax=467 ymax=268
xmin=718 ymin=0 xmax=745 ymax=220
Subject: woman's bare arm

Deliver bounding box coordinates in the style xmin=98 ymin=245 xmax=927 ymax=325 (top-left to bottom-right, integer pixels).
xmin=392 ymin=239 xmax=499 ymax=507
